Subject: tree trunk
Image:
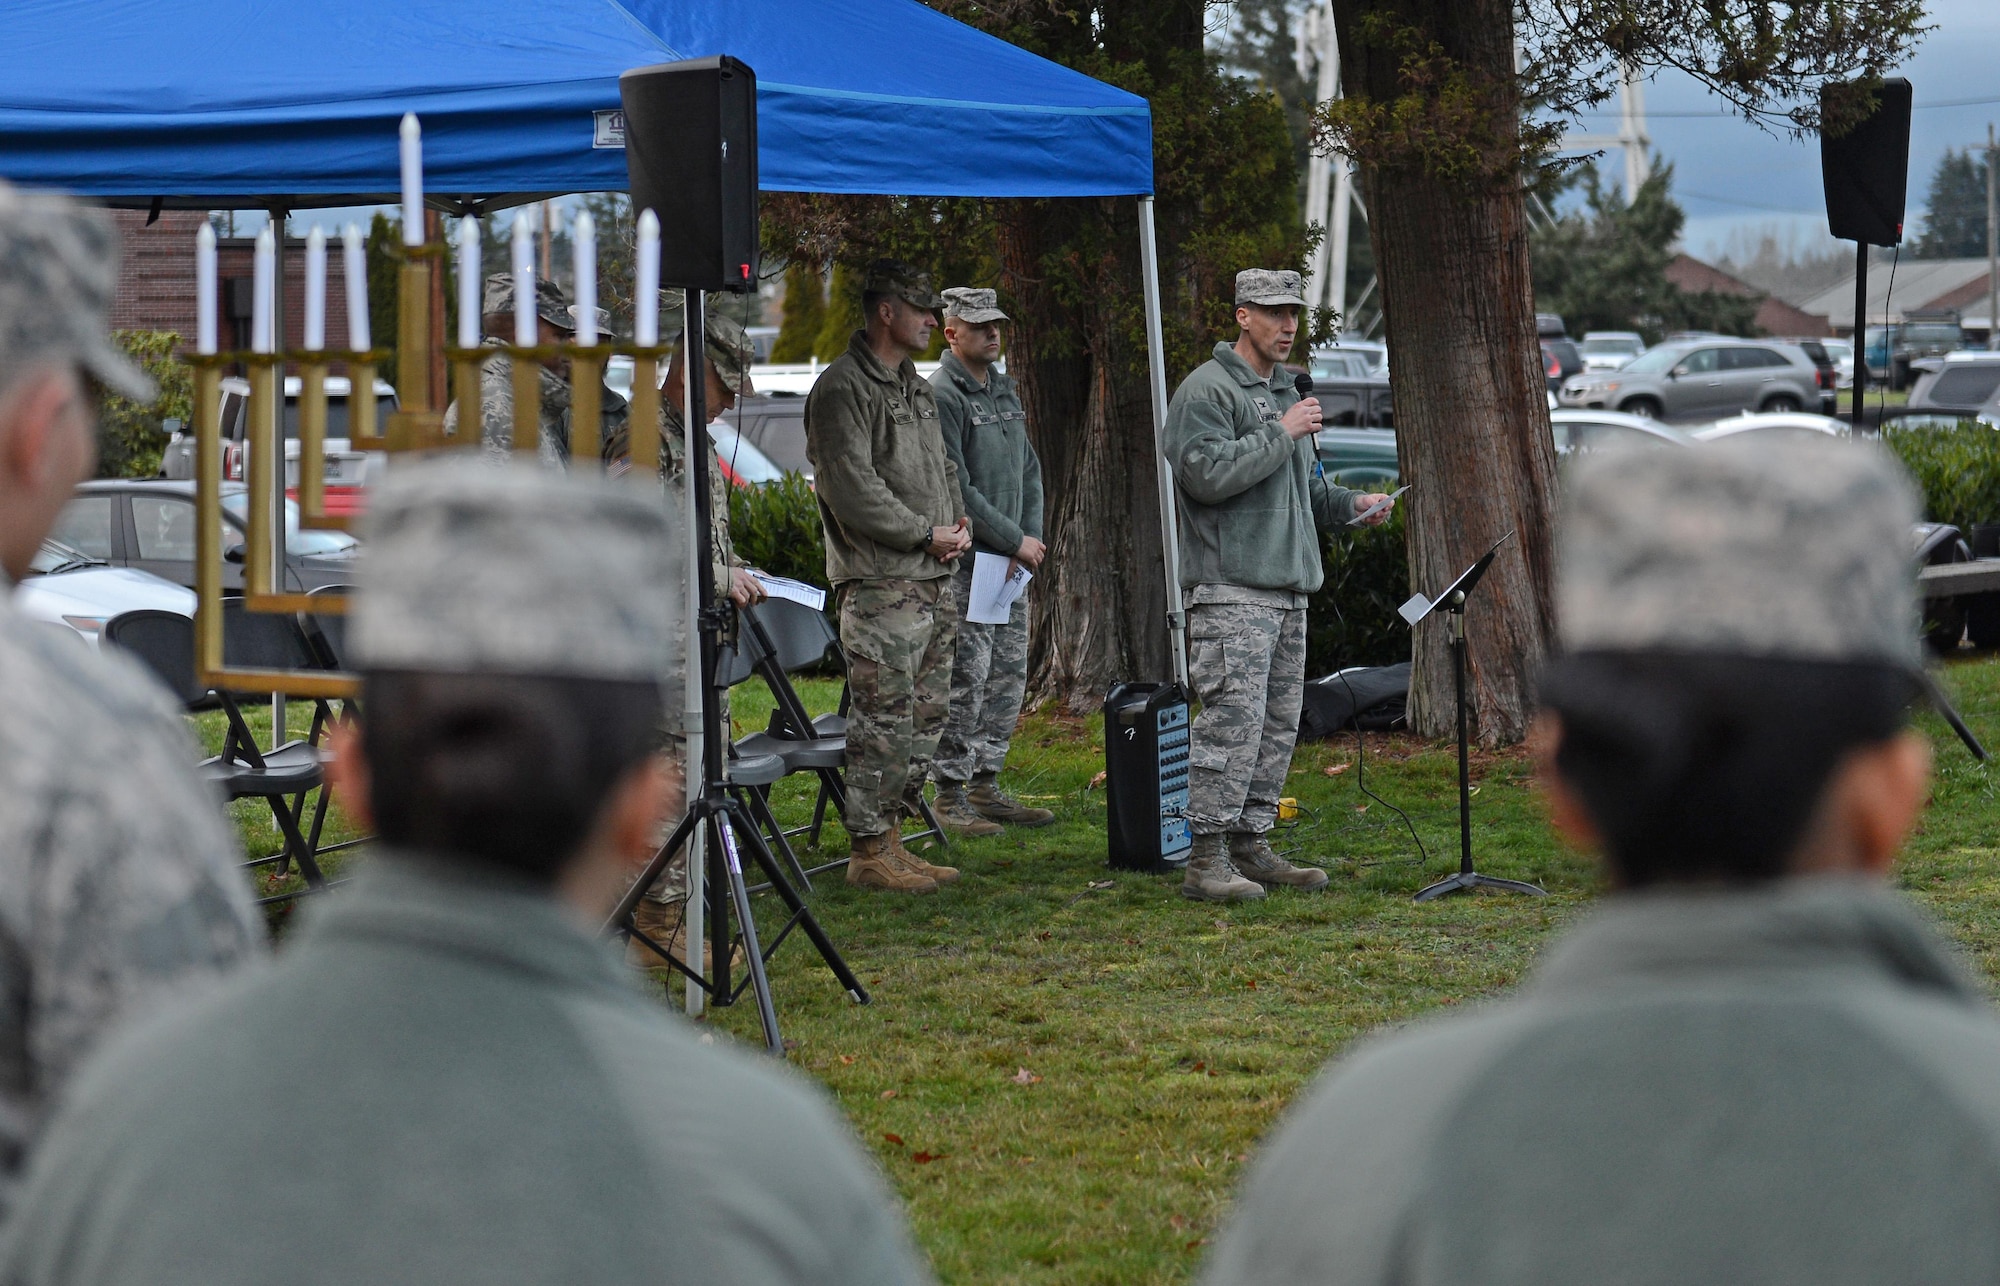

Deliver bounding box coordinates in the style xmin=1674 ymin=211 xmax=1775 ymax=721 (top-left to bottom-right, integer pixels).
xmin=1333 ymin=0 xmax=1559 ymax=745
xmin=1001 ymin=199 xmax=1169 ymax=710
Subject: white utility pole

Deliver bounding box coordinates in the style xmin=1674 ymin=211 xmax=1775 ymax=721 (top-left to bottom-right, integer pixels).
xmin=1564 ymin=61 xmax=1652 ymax=202
xmin=1986 ymin=122 xmax=1996 ymax=351
xmin=1296 ymin=2 xmax=1364 ymax=326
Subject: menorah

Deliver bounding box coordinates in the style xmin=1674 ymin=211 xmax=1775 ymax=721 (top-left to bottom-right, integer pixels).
xmin=184 ymin=114 xmax=671 ymax=699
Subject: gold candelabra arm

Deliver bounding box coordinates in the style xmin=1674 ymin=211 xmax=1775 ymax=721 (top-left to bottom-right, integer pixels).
xmin=629 ymin=356 xmax=661 ymax=475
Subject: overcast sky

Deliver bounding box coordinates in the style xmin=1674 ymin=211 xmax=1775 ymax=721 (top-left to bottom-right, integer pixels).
xmin=1601 ymin=0 xmax=2000 ymax=259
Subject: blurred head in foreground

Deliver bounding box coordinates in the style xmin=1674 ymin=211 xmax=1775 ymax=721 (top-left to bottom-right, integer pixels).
xmin=1539 ymin=436 xmax=1930 ymax=888
xmin=331 ymin=459 xmax=677 ymax=906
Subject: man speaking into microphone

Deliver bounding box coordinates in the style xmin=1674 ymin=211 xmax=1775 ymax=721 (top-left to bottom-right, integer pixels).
xmin=1164 ymin=269 xmax=1393 ymax=902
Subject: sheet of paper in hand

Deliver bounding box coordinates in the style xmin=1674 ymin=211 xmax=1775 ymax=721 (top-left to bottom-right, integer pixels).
xmin=967 ymin=551 xmax=1032 ymax=625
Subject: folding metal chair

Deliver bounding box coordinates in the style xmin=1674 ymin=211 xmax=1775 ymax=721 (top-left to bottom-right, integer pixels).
xmin=103 ymin=608 xmax=329 ymax=903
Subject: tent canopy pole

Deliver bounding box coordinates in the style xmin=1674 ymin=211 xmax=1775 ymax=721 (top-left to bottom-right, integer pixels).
xmin=1137 ymin=195 xmax=1187 ymax=688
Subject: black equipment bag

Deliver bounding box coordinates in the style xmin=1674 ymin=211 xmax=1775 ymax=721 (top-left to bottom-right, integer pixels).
xmin=1299 ymin=662 xmax=1410 ymax=739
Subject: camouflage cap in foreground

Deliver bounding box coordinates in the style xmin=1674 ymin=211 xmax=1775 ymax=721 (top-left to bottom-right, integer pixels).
xmin=1559 ymin=436 xmax=1920 ymax=668
xmin=941 ymin=287 xmax=1008 ymax=324
xmin=481 ymin=272 xmax=578 ymax=332
xmin=863 ymin=259 xmax=944 ymax=311
xmin=1235 ymin=269 xmax=1307 ymax=309
xmin=352 ymin=458 xmax=679 ymax=684
xmin=0 ymin=183 xmax=153 ymax=400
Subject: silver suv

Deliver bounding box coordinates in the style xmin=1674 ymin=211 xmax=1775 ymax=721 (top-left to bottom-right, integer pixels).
xmin=1559 ymin=338 xmax=1821 ymax=421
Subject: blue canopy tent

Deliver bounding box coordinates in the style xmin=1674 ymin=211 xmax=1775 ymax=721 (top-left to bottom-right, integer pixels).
xmin=0 ymin=0 xmax=1187 ymax=686
xmin=0 ymin=0 xmax=1150 ymax=203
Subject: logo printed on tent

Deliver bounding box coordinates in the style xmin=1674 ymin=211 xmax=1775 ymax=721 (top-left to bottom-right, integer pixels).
xmin=593 ymin=109 xmax=626 ymax=149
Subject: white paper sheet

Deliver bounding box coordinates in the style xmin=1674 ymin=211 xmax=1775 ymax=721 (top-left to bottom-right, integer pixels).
xmin=749 ymin=572 xmax=827 ymax=612
xmin=966 ymin=551 xmax=1032 ymax=625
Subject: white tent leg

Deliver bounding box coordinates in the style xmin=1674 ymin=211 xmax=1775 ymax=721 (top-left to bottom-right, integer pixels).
xmin=1137 ymin=196 xmax=1188 ymax=688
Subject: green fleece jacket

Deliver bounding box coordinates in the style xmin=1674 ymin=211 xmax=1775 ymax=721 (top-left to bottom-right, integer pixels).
xmin=1165 ymin=341 xmax=1360 ymax=595
xmin=805 ymin=331 xmax=964 ymax=585
xmin=0 ymin=856 xmax=934 ymax=1286
xmin=929 ymin=351 xmax=1044 ymax=559
xmin=1204 ymin=877 xmax=2000 ymax=1286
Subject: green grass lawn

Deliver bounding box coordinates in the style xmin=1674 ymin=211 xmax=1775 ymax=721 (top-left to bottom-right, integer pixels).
xmin=211 ymin=657 xmax=2000 ymax=1285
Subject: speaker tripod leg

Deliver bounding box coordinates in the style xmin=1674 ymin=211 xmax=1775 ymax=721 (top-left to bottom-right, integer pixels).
xmin=711 ymin=805 xmax=782 ymax=1054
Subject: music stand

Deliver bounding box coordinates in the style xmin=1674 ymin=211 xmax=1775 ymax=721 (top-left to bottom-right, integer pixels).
xmin=606 ymin=289 xmax=868 ymax=1055
xmin=1397 ymin=532 xmax=1546 ymax=903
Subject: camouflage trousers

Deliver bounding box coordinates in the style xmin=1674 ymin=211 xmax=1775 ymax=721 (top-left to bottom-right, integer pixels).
xmin=933 ymin=558 xmax=1029 ymax=783
xmin=1186 ymin=601 xmax=1307 ymax=836
xmin=838 ymin=576 xmax=958 ymax=838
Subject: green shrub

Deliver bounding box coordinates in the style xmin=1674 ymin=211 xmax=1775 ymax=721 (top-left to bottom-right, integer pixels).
xmin=97 ymin=330 xmax=192 ymax=478
xmin=1307 ymin=509 xmax=1410 ymax=672
xmin=1882 ymin=419 xmax=2000 ymax=535
xmin=728 ymin=472 xmax=829 ymax=590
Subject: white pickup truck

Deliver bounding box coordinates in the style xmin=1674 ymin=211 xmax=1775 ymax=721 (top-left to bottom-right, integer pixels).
xmin=160 ymin=375 xmax=398 ymax=517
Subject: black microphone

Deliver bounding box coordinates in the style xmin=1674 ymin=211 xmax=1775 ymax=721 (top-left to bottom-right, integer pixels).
xmin=1294 ymin=372 xmax=1314 ymax=399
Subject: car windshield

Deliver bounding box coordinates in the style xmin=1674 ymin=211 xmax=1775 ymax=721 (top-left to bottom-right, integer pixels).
xmin=1864 ymin=328 xmax=1890 ymax=348
xmin=220 ymin=494 xmax=360 ymax=556
xmin=28 ymin=539 xmax=102 ymax=575
xmin=1905 ymin=325 xmax=1961 ymax=345
xmin=1581 ymin=338 xmax=1641 ymax=356
xmin=1617 ymin=346 xmax=1683 ymax=375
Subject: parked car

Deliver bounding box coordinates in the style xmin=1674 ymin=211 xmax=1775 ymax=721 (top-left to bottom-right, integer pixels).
xmin=1541 ymin=338 xmax=1583 ymax=393
xmin=1776 ymin=337 xmax=1841 ymax=413
xmin=1908 ymin=351 xmax=2000 ymax=418
xmin=1821 ymin=337 xmax=1855 ymax=389
xmin=53 ymin=480 xmax=359 ymax=594
xmin=161 ymin=375 xmax=398 ymax=519
xmin=1863 ymin=317 xmax=1965 ymax=389
xmin=1314 ymin=428 xmax=1398 ymax=488
xmin=1689 ymin=411 xmax=1852 ymax=443
xmin=723 ymin=394 xmax=809 ymax=479
xmin=1879 ymin=407 xmax=2000 ymax=431
xmin=1549 ymin=409 xmax=1693 ymax=453
xmin=1313 ymin=336 xmax=1388 ymax=377
xmin=14 ymin=538 xmax=194 ymax=647
xmin=708 ymin=422 xmax=787 ymax=487
xmin=1535 ymin=313 xmax=1568 ymax=339
xmin=1559 ymin=339 xmax=1822 ymax=421
xmin=1578 ymin=332 xmax=1646 ymax=372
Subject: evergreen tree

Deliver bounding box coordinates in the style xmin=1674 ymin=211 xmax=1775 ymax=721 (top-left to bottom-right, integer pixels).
xmin=1533 ymin=161 xmax=1761 ymax=341
xmin=813 ymin=262 xmax=862 ymax=362
xmin=1912 ymin=149 xmax=1991 ymax=260
xmin=1217 ymin=0 xmax=1313 ymax=198
xmin=365 ymin=212 xmax=400 ymax=378
xmin=769 ymin=260 xmax=825 ymax=362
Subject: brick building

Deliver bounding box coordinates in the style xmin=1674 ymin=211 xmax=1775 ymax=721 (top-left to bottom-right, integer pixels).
xmin=110 ymin=210 xmax=353 ymax=354
xmin=1664 ymin=253 xmax=1831 ymax=337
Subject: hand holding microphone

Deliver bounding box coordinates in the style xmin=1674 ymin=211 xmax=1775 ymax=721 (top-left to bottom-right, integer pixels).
xmin=1280 ymin=371 xmax=1322 ymax=440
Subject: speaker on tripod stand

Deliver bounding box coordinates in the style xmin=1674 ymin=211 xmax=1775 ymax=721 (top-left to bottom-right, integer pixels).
xmin=608 ymin=56 xmax=868 ymax=1055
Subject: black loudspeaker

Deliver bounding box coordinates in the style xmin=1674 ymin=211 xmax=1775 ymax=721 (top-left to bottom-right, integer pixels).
xmin=1821 ymin=78 xmax=1913 ymax=246
xmin=1103 ymin=682 xmax=1193 ymax=872
xmin=619 ymin=56 xmax=759 ymax=293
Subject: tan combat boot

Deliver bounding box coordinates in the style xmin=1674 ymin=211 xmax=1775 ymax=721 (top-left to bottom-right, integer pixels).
xmin=846 ymin=832 xmax=938 ymax=894
xmin=930 ymin=780 xmax=1004 ymax=837
xmin=625 ymin=898 xmax=687 ymax=969
xmin=886 ymin=820 xmax=961 ymax=885
xmin=1230 ymin=832 xmax=1330 ymax=891
xmin=1180 ymin=833 xmax=1267 ymax=902
xmin=967 ymin=773 xmax=1056 ymax=828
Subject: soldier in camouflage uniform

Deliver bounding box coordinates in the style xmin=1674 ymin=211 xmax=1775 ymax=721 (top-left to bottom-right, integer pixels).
xmin=441 ymin=273 xmax=591 ymax=465
xmin=806 ymin=260 xmax=968 ymax=894
xmin=1165 ymin=269 xmax=1392 ymax=902
xmin=928 ymin=287 xmax=1052 ymax=834
xmin=0 ymin=183 xmax=263 ymax=1219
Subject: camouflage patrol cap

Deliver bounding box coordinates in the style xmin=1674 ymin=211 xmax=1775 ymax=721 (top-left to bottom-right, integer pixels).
xmin=1559 ymin=437 xmax=1920 ymax=668
xmin=863 ymin=259 xmax=944 ymax=311
xmin=1235 ymin=269 xmax=1307 ymax=309
xmin=481 ymin=272 xmax=577 ymax=332
xmin=0 ymin=183 xmax=153 ymax=400
xmin=352 ymin=458 xmax=679 ymax=684
xmin=941 ymin=287 xmax=1008 ymax=324
xmin=698 ymin=310 xmax=755 ymax=395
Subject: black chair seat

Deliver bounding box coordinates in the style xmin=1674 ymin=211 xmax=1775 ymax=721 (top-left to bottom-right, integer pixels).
xmin=726 ymin=752 xmax=787 ymax=789
xmin=736 ymin=730 xmax=845 ymax=771
xmin=813 ymin=712 xmax=848 ymax=738
xmin=200 ymin=740 xmax=324 ymax=796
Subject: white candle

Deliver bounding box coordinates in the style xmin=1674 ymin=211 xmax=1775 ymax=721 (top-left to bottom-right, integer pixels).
xmin=457 ymin=216 xmax=481 ymax=347
xmin=343 ymin=222 xmax=370 ymax=351
xmin=399 ymin=113 xmax=424 ymax=248
xmin=195 ymin=222 xmax=217 ymax=355
xmin=512 ymin=212 xmax=535 ymax=346
xmin=634 ymin=208 xmax=660 ymax=346
xmin=251 ymin=226 xmax=275 ymax=354
xmin=303 ymin=226 xmax=326 ymax=351
xmin=573 ymin=210 xmax=598 ymax=346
